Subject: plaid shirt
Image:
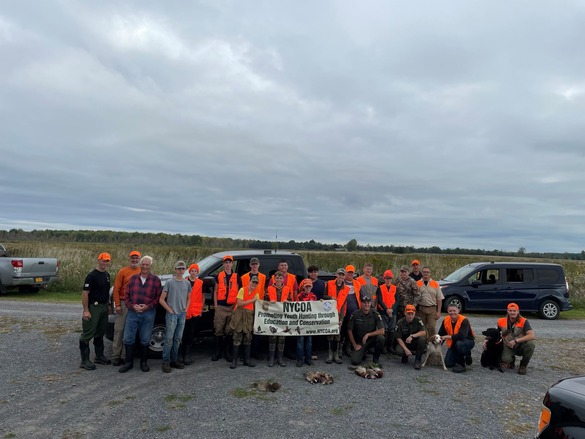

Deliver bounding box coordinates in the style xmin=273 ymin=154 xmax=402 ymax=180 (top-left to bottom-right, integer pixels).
xmin=125 ymin=273 xmax=162 ymax=311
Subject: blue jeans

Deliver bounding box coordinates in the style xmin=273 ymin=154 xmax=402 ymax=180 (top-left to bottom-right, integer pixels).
xmin=123 ymin=309 xmax=155 ymax=347
xmin=162 ymin=312 xmax=186 ymax=363
xmin=445 ymin=339 xmax=475 ymax=367
xmin=296 ymin=336 xmax=312 ymax=363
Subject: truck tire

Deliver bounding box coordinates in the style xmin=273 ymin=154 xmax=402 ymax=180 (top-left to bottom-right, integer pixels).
xmin=148 ymin=324 xmax=165 ymax=358
xmin=539 ymin=300 xmax=560 ymax=320
xmin=0 ymin=280 xmax=6 ymax=295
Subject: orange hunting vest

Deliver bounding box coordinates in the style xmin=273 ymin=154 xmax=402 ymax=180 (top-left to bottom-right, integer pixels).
xmin=241 ymin=272 xmax=267 ymax=292
xmin=378 ymin=283 xmax=397 ymax=310
xmin=217 ymin=271 xmax=239 ymax=304
xmin=497 ymin=316 xmax=527 ymax=338
xmin=266 ymin=285 xmax=292 ymax=302
xmin=239 ymin=287 xmax=258 ymax=311
xmin=356 ymin=275 xmax=379 ymax=287
xmin=443 ymin=314 xmax=467 ymax=348
xmin=336 ymin=281 xmax=361 ymax=315
xmin=416 ymin=279 xmax=440 ymax=289
xmin=187 ymin=278 xmax=204 ymax=318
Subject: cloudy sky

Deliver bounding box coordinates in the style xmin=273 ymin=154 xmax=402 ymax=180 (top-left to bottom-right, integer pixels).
xmin=1 ymin=1 xmax=584 ymax=253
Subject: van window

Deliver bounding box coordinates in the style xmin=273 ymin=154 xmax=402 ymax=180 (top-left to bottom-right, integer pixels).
xmin=466 ymin=269 xmax=499 ymax=285
xmin=505 ymin=268 xmax=535 ymax=283
xmin=537 ymin=268 xmax=561 ymax=283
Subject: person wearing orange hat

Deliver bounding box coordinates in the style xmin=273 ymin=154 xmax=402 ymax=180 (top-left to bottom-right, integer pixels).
xmin=410 ymin=260 xmax=423 ymax=281
xmin=181 ymin=263 xmax=204 ymax=366
xmin=395 ymin=304 xmax=427 ymax=369
xmin=416 ymin=266 xmax=444 ymax=338
xmin=111 ymin=250 xmax=141 ymax=366
xmin=323 ymin=268 xmax=349 ymax=364
xmin=212 ymin=255 xmax=241 ymax=362
xmin=439 ymin=302 xmax=475 ymax=373
xmin=79 ymin=252 xmax=112 ymax=370
xmin=339 ymin=265 xmax=362 ymax=357
xmin=497 ymin=303 xmax=536 ymax=375
xmin=296 ymin=279 xmax=317 ymax=367
xmin=376 ymin=269 xmax=398 ymax=354
xmin=241 ymin=257 xmax=267 ymax=361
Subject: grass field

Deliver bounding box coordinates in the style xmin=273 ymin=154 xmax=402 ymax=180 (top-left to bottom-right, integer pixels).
xmin=3 ymin=241 xmax=585 ymax=309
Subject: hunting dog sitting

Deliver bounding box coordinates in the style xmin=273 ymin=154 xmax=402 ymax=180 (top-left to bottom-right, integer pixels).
xmin=481 ymin=328 xmax=504 ymax=372
xmin=420 ymin=334 xmax=447 ymax=370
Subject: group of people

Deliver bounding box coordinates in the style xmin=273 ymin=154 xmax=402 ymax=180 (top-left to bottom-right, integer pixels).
xmin=79 ymin=254 xmax=536 ymax=375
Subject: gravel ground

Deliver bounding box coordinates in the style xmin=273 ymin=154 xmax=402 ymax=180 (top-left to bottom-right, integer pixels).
xmin=0 ymin=300 xmax=583 ymax=439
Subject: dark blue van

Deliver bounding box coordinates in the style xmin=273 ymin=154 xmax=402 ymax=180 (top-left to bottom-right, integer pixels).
xmin=439 ymin=262 xmax=571 ymax=320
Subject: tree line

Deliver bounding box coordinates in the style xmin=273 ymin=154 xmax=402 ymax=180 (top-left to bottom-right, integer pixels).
xmin=1 ymin=228 xmax=583 ymax=260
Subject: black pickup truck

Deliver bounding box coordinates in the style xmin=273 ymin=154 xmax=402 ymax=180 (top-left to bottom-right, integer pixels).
xmin=108 ymin=250 xmax=334 ymax=355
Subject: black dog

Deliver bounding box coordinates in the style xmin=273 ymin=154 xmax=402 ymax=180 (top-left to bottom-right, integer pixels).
xmin=481 ymin=328 xmax=504 ymax=372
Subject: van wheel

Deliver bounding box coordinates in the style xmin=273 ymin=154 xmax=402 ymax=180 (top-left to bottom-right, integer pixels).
xmin=539 ymin=300 xmax=559 ymax=320
xmin=148 ymin=324 xmax=165 ymax=358
xmin=444 ymin=296 xmax=464 ymax=312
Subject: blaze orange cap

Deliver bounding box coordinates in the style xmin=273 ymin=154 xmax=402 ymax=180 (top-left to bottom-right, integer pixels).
xmin=405 ymin=304 xmax=416 ymax=313
xmin=223 ymin=255 xmax=234 ymax=262
xmin=98 ymin=252 xmax=111 ymax=261
xmin=383 ymin=270 xmax=393 ymax=278
xmin=129 ymin=250 xmax=141 ymax=257
xmin=507 ymin=303 xmax=519 ymax=311
xmin=345 ymin=265 xmax=356 ymax=273
xmin=412 ymin=259 xmax=420 ymax=265
xmin=188 ymin=264 xmax=200 ymax=272
xmin=300 ymin=279 xmax=313 ymax=288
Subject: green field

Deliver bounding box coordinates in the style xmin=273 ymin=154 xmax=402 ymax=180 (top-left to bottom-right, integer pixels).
xmin=3 ymin=241 xmax=585 ymax=310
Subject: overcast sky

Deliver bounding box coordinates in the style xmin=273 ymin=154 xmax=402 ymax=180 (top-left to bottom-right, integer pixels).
xmin=1 ymin=1 xmax=584 ymax=253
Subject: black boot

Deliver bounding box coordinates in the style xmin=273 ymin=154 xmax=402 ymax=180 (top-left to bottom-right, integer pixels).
xmin=277 ymin=348 xmax=286 ymax=367
xmin=224 ymin=336 xmax=233 ymax=362
xmin=326 ymin=341 xmax=334 ymax=364
xmin=183 ymin=343 xmax=193 ymax=366
xmin=140 ymin=345 xmax=150 ymax=372
xmin=229 ymin=345 xmax=240 ymax=369
xmin=268 ymin=343 xmax=276 ymax=367
xmin=211 ymin=336 xmax=223 ymax=361
xmin=243 ymin=345 xmax=256 ymax=367
xmin=118 ymin=344 xmax=134 ymax=373
xmin=79 ymin=340 xmax=96 ymax=370
xmin=93 ymin=337 xmax=111 ymax=365
xmin=331 ymin=340 xmax=342 ymax=364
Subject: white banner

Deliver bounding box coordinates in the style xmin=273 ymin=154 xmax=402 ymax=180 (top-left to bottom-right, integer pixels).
xmin=254 ymin=300 xmax=340 ymax=336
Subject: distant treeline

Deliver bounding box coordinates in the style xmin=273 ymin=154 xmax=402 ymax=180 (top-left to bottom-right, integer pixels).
xmin=1 ymin=228 xmax=584 ymax=260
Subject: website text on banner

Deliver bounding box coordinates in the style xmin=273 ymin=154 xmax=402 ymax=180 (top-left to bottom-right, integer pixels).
xmin=254 ymin=300 xmax=339 ymax=336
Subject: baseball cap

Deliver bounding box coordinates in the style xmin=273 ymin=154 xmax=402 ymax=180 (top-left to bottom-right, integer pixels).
xmin=175 ymin=260 xmax=187 ymax=269
xmin=223 ymin=255 xmax=234 ymax=262
xmin=411 ymin=259 xmax=420 ymax=265
xmin=400 ymin=265 xmax=410 ymax=272
xmin=250 ymin=257 xmax=260 ymax=264
xmin=507 ymin=303 xmax=519 ymax=311
xmin=360 ymin=295 xmax=372 ymax=302
xmin=405 ymin=304 xmax=416 ymax=314
xmin=383 ymin=270 xmax=393 ymax=278
xmin=345 ymin=265 xmax=356 ymax=273
xmin=250 ymin=275 xmax=259 ymax=283
xmin=129 ymin=250 xmax=141 ymax=257
xmin=98 ymin=252 xmax=111 ymax=261
xmin=300 ymin=279 xmax=313 ymax=288
xmin=336 ymin=268 xmax=346 ymax=275
xmin=188 ymin=263 xmax=200 ymax=272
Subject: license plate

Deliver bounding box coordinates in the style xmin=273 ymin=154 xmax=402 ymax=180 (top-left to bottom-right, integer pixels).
xmin=35 ymin=277 xmax=43 ymax=283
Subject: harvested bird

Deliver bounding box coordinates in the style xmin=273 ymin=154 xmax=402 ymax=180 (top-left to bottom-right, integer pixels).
xmin=305 ymin=371 xmax=334 ymax=385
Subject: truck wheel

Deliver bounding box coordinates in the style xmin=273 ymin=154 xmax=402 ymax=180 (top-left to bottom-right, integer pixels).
xmin=539 ymin=300 xmax=560 ymax=320
xmin=444 ymin=296 xmax=464 ymax=312
xmin=0 ymin=280 xmax=6 ymax=295
xmin=19 ymin=286 xmax=40 ymax=294
xmin=148 ymin=324 xmax=165 ymax=358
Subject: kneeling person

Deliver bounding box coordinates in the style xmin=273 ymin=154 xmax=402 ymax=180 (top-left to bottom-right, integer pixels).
xmin=347 ymin=296 xmax=385 ymax=366
xmin=439 ymin=303 xmax=475 ymax=373
xmin=498 ymin=303 xmax=535 ymax=375
xmin=395 ymin=304 xmax=427 ymax=369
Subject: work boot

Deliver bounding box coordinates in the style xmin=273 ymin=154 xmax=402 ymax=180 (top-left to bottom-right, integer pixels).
xmin=229 ymin=345 xmax=240 ymax=369
xmin=162 ymin=362 xmax=171 ymax=373
xmin=140 ymin=345 xmax=149 ymax=372
xmin=112 ymin=358 xmax=122 ymax=367
xmin=465 ymin=354 xmax=473 ymax=366
xmin=268 ymin=346 xmax=276 ymax=367
xmin=93 ymin=337 xmax=111 ymax=365
xmin=518 ymin=359 xmax=529 ymax=375
xmin=224 ymin=336 xmax=234 ymax=362
xmin=79 ymin=341 xmax=96 ymax=370
xmin=452 ymin=363 xmax=466 ymax=373
xmin=326 ymin=342 xmax=334 ymax=364
xmin=331 ymin=341 xmax=342 ymax=364
xmin=211 ymin=336 xmax=223 ymax=361
xmin=243 ymin=345 xmax=256 ymax=367
xmin=171 ymin=361 xmax=184 ymax=369
xmin=119 ymin=344 xmax=134 ymax=373
xmin=296 ymin=358 xmax=304 ymax=367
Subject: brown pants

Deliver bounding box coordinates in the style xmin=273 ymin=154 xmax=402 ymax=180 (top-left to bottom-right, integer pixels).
xmin=213 ymin=305 xmax=233 ymax=336
xmin=112 ymin=300 xmax=128 ymax=360
xmin=417 ymin=305 xmax=439 ymax=338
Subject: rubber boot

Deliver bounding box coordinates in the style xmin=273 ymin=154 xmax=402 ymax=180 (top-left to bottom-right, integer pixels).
xmin=183 ymin=344 xmax=193 ymax=366
xmin=140 ymin=345 xmax=149 ymax=372
xmin=93 ymin=337 xmax=111 ymax=365
xmin=229 ymin=345 xmax=240 ymax=369
xmin=243 ymin=345 xmax=256 ymax=367
xmin=211 ymin=336 xmax=223 ymax=361
xmin=331 ymin=340 xmax=342 ymax=364
xmin=387 ymin=332 xmax=397 ymax=355
xmin=79 ymin=340 xmax=96 ymax=370
xmin=277 ymin=340 xmax=286 ymax=367
xmin=118 ymin=344 xmax=134 ymax=373
xmin=224 ymin=336 xmax=233 ymax=362
xmin=268 ymin=342 xmax=276 ymax=367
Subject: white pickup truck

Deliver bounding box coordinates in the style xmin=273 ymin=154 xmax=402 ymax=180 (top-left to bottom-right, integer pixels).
xmin=0 ymin=246 xmax=59 ymax=293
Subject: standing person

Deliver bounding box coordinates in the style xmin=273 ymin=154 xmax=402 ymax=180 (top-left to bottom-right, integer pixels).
xmin=265 ymin=271 xmax=292 ymax=367
xmin=229 ymin=276 xmax=261 ymax=369
xmin=394 ymin=265 xmax=420 ymax=321
xmin=497 ymin=303 xmax=536 ymax=375
xmin=307 ymin=265 xmax=326 ymax=300
xmin=160 ymin=261 xmax=191 ymax=373
xmin=241 ymin=257 xmax=267 ymax=360
xmin=356 ymin=262 xmax=379 ymax=308
xmin=111 ymin=250 xmax=141 ymax=366
xmin=79 ymin=252 xmax=112 ymax=370
xmin=416 ymin=266 xmax=444 ymax=338
xmin=409 ymin=260 xmax=423 ymax=281
xmin=296 ymin=279 xmax=317 ymax=366
xmin=338 ymin=265 xmax=362 ymax=357
xmin=212 ymin=255 xmax=240 ymax=362
xmin=395 ymin=304 xmax=427 ymax=369
xmin=347 ymin=296 xmax=385 ymax=366
xmin=439 ymin=303 xmax=475 ymax=373
xmin=269 ymin=259 xmax=299 ymax=299
xmin=181 ymin=263 xmax=204 ymax=366
xmin=119 ymin=256 xmax=162 ymax=373
xmin=323 ymin=268 xmax=349 ymax=364
xmin=377 ymin=270 xmax=398 ymax=354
